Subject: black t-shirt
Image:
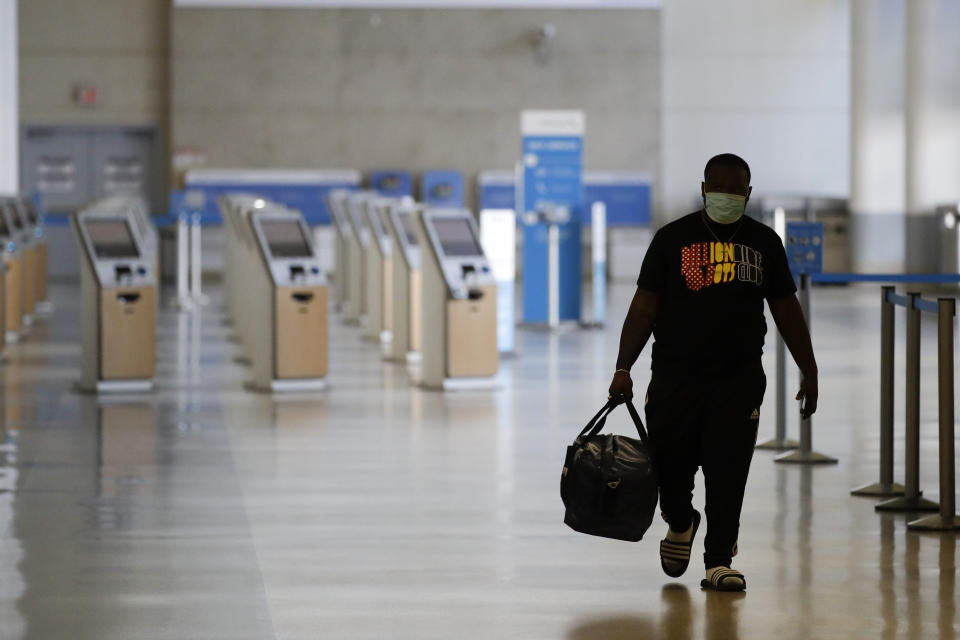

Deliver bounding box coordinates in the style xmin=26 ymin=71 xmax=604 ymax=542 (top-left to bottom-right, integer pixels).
xmin=637 ymin=210 xmax=797 ymax=374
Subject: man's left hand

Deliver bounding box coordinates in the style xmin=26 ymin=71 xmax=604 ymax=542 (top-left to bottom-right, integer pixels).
xmin=796 ymin=373 xmax=818 ymax=419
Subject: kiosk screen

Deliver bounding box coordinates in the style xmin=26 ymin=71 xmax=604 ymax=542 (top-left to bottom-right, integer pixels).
xmin=85 ymin=220 xmax=140 ymax=258
xmin=433 ymin=218 xmax=482 ymax=257
xmin=261 ymin=219 xmax=313 ymax=258
xmin=398 ymin=211 xmax=419 ymax=246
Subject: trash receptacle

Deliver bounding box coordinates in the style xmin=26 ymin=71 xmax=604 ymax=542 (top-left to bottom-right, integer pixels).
xmin=757 ymin=196 xmax=851 ymax=274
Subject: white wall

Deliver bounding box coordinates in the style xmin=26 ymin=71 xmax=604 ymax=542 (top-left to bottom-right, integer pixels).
xmin=660 ymin=0 xmax=849 ymax=222
xmin=0 ymin=0 xmax=17 ymax=192
xmin=849 ymin=0 xmax=905 ymax=273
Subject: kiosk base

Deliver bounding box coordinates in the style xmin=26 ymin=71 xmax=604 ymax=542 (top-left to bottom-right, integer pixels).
xmin=76 ymin=380 xmax=155 ymax=395
xmin=423 ymin=377 xmax=500 ymax=392
xmin=246 ymin=378 xmax=328 ymax=393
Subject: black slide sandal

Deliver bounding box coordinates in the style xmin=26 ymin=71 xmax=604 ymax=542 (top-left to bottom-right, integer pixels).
xmin=659 ymin=509 xmax=701 ymax=578
xmin=700 ymin=567 xmax=746 ymax=592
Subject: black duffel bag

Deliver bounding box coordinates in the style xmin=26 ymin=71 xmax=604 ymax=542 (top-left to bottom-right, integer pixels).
xmin=561 ymin=398 xmax=658 ymax=542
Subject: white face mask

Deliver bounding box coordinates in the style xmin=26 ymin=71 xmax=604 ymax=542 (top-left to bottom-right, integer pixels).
xmin=704 ymin=192 xmax=747 ymax=224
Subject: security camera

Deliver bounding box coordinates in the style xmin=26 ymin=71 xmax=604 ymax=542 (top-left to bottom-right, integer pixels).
xmin=534 ymin=23 xmax=557 ymax=65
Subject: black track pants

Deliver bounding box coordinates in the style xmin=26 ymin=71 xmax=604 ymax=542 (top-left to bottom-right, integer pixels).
xmin=644 ymin=365 xmax=766 ymax=569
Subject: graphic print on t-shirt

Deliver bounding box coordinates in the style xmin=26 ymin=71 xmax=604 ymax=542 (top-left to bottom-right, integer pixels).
xmin=680 ymin=241 xmax=764 ymax=292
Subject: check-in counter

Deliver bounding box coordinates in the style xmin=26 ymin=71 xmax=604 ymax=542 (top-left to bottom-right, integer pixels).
xmin=243 ymin=203 xmax=329 ymax=392
xmin=16 ymin=198 xmax=50 ymax=311
xmin=362 ymin=197 xmax=395 ymax=346
xmin=3 ymin=199 xmax=36 ymax=326
xmin=73 ymin=206 xmax=157 ymax=393
xmin=0 ymin=202 xmax=8 ymax=350
xmin=383 ymin=199 xmax=422 ymax=362
xmin=0 ymin=201 xmax=23 ymax=340
xmin=344 ymin=192 xmax=375 ymax=326
xmin=415 ymin=207 xmax=498 ymax=390
xmin=217 ymin=194 xmax=261 ymax=362
xmin=326 ymin=189 xmax=355 ymax=315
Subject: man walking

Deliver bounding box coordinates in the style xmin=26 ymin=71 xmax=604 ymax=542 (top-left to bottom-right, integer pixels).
xmin=607 ymin=154 xmax=818 ymax=592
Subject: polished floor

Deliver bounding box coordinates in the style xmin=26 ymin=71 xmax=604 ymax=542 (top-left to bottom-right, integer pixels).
xmin=0 ymin=282 xmax=957 ymax=640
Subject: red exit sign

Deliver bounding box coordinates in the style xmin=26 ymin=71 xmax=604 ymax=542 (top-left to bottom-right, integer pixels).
xmin=73 ymin=84 xmax=99 ymax=107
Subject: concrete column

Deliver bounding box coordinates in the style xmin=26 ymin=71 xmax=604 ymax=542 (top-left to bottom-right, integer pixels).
xmin=0 ymin=0 xmax=17 ymax=193
xmin=849 ymin=0 xmax=905 ymax=273
xmin=904 ymin=0 xmax=960 ymax=273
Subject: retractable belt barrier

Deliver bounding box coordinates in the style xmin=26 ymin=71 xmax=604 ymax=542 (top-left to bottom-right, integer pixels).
xmin=759 ymin=274 xmax=960 ymax=490
xmin=848 ymin=287 xmax=960 ymax=531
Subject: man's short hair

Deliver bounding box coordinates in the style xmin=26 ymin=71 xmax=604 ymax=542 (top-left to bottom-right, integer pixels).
xmin=704 ymin=154 xmax=751 ymax=184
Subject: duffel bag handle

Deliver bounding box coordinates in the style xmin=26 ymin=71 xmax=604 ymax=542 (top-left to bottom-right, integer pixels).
xmin=577 ymin=398 xmax=650 ymax=444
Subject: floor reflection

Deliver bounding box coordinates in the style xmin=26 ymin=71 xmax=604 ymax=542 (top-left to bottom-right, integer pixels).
xmin=660 ymin=583 xmax=693 ymax=639
xmin=95 ymin=400 xmax=157 ymax=532
xmin=704 ymin=590 xmax=745 ymax=640
xmin=937 ymin=536 xmax=956 ymax=640
xmin=879 ymin=515 xmax=897 ymax=640
xmin=566 ymin=614 xmax=658 ymax=640
xmin=0 ymin=385 xmax=25 ymax=638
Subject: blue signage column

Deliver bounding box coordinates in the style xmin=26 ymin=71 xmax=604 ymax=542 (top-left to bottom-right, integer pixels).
xmin=520 ymin=110 xmax=584 ymax=325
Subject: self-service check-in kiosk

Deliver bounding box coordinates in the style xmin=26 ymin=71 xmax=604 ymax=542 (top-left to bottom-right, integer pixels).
xmin=327 ymin=190 xmax=354 ymax=315
xmin=125 ymin=197 xmax=159 ymax=284
xmin=415 ymin=208 xmax=498 ymax=390
xmin=5 ymin=199 xmax=36 ymax=326
xmin=0 ymin=201 xmax=23 ymax=341
xmin=218 ymin=194 xmax=261 ymax=362
xmin=363 ymin=198 xmax=395 ymax=346
xmin=245 ymin=205 xmax=329 ymax=392
xmin=74 ymin=207 xmax=157 ymax=393
xmin=0 ymin=202 xmax=9 ymax=349
xmin=383 ymin=200 xmax=422 ymax=362
xmin=95 ymin=196 xmax=158 ymax=306
xmin=17 ymin=198 xmax=50 ymax=312
xmin=344 ymin=192 xmax=374 ymax=326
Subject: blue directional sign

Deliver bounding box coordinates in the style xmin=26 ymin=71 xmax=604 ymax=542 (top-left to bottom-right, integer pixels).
xmin=785 ymin=221 xmax=824 ymax=276
xmin=521 ymin=110 xmax=585 ymax=324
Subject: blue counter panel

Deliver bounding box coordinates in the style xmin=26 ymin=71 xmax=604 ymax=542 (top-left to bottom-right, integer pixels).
xmin=369 ymin=170 xmax=414 ymax=198
xmin=477 ymin=171 xmax=651 ymax=226
xmin=584 ymin=174 xmax=651 ymax=226
xmin=422 ymin=170 xmax=464 ymax=207
xmin=478 ymin=180 xmax=517 ymax=211
xmin=175 ymin=178 xmax=360 ymax=225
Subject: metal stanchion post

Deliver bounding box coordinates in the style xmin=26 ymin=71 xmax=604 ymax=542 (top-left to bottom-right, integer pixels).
xmin=174 ymin=211 xmax=192 ymax=311
xmin=776 ymin=274 xmax=838 ymax=464
xmin=189 ymin=211 xmax=208 ymax=306
xmin=547 ymin=222 xmax=559 ymax=329
xmin=876 ymin=292 xmax=939 ymax=512
xmin=908 ymin=298 xmax=960 ymax=530
xmin=758 ymin=205 xmax=798 ymax=451
xmin=852 ymin=286 xmax=905 ymax=496
xmin=756 ymin=332 xmax=799 ymax=451
xmin=588 ymin=201 xmax=606 ymax=328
